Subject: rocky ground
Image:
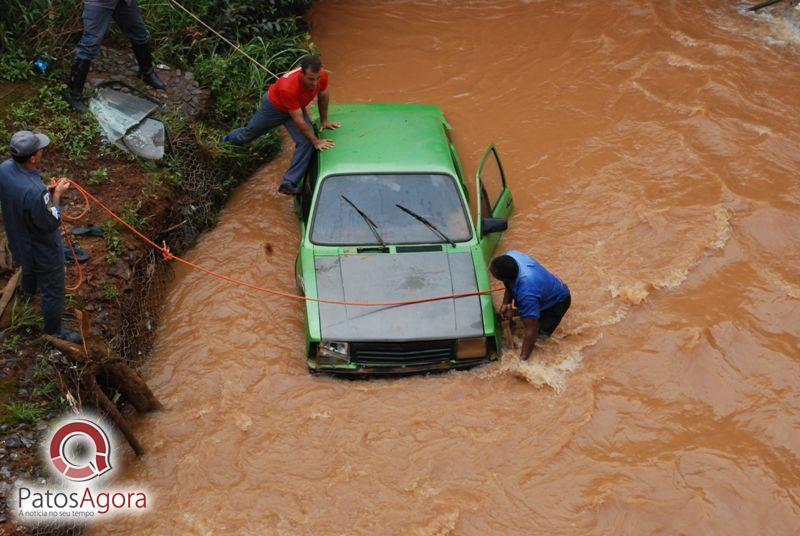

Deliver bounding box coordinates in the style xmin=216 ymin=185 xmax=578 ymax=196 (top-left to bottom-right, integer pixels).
xmin=90 ymin=47 xmax=211 ymax=119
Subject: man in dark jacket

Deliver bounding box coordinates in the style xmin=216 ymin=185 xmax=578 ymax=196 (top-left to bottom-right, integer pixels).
xmin=0 ymin=132 xmax=79 ymax=342
xmin=63 ymin=0 xmax=166 ymax=112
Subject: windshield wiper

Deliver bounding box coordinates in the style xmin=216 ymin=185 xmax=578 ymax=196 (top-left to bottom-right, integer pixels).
xmin=341 ymin=195 xmax=387 ymax=248
xmin=395 ymin=204 xmax=456 ymax=247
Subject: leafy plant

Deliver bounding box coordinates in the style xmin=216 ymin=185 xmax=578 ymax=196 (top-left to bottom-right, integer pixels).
xmin=0 ymin=50 xmax=32 ymax=82
xmin=88 ymin=167 xmax=110 ymax=186
xmin=100 ymin=282 xmax=120 ymax=301
xmin=102 ymin=220 xmax=126 ymax=262
xmin=121 ymin=204 xmax=150 ymax=231
xmin=8 ymin=83 xmax=100 ymax=161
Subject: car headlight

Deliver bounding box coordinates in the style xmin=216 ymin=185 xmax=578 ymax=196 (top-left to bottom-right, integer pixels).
xmin=456 ymin=337 xmax=487 ymax=359
xmin=317 ymin=340 xmax=350 ymax=364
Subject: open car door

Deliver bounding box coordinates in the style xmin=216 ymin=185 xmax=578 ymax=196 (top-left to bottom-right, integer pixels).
xmin=476 ymin=144 xmax=513 ymax=262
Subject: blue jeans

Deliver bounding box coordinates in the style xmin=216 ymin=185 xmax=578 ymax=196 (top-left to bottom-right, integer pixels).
xmin=76 ymin=1 xmax=150 ymax=61
xmin=21 ymin=265 xmax=65 ymax=335
xmin=222 ymin=96 xmax=316 ymax=188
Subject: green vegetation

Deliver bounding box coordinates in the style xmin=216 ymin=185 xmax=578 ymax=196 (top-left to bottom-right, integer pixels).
xmin=0 ymin=83 xmax=100 ymax=162
xmin=5 ymin=401 xmax=42 ymax=425
xmin=102 ymin=220 xmax=126 ymax=262
xmin=2 ymin=298 xmax=43 ymax=350
xmin=88 ymin=167 xmax=110 ymax=185
xmin=10 ymin=298 xmax=43 ymax=337
xmin=0 ymin=0 xmax=315 ymax=436
xmin=101 ymin=282 xmax=121 ymax=301
xmin=3 ymin=334 xmax=22 ymax=352
xmin=1 ymin=1 xmax=313 ymax=161
xmin=121 ymin=203 xmax=150 ymax=232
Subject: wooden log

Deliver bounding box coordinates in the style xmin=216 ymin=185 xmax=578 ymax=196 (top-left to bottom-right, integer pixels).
xmin=102 ymin=362 xmax=162 ymax=412
xmin=92 ymin=381 xmax=144 ymax=457
xmin=45 ymin=310 xmax=160 ymax=456
xmin=0 ymin=269 xmax=21 ymax=318
xmin=42 ymin=334 xmax=89 ymax=362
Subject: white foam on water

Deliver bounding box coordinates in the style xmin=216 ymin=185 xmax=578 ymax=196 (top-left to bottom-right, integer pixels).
xmin=607 ymin=203 xmax=733 ymax=304
xmin=479 ymin=334 xmax=601 ymax=392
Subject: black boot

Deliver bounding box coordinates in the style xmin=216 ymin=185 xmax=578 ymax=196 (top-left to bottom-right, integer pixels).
xmin=132 ymin=42 xmax=166 ymax=90
xmin=62 ymin=58 xmax=91 ymax=113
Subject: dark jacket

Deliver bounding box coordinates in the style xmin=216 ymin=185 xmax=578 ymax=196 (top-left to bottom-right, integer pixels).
xmin=0 ymin=159 xmax=63 ymax=271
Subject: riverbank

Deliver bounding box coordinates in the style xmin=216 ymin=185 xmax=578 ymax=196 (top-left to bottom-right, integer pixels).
xmin=0 ymin=1 xmax=313 ymax=531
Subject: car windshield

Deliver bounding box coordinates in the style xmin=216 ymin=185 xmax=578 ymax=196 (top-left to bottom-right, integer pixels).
xmin=311 ymin=174 xmax=472 ymax=245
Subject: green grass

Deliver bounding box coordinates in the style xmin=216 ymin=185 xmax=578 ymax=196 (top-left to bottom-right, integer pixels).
xmin=3 ymin=333 xmax=22 ymax=351
xmin=6 ymin=83 xmax=100 ymax=162
xmin=10 ymin=298 xmax=42 ymax=336
xmin=5 ymin=401 xmax=42 ymax=425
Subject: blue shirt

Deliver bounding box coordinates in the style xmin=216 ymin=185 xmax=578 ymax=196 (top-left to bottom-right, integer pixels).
xmin=505 ymin=250 xmax=570 ymax=320
xmin=0 ymin=159 xmax=63 ymax=271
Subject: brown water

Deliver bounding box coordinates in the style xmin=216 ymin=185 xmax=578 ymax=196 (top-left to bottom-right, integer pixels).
xmin=103 ymin=1 xmax=800 ymax=533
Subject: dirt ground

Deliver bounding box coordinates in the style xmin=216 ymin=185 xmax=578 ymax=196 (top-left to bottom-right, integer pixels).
xmin=0 ymin=51 xmax=238 ymax=532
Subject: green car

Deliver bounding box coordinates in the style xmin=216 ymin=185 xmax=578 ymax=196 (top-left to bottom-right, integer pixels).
xmin=293 ymin=103 xmax=513 ymax=375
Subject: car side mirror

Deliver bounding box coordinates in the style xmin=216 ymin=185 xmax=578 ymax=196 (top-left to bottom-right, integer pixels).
xmin=481 ymin=217 xmax=508 ymax=236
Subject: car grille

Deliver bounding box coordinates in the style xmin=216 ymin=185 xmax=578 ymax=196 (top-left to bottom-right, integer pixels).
xmin=350 ymin=340 xmax=456 ymax=366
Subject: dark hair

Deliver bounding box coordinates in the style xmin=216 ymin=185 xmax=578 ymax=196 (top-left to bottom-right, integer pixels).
xmin=490 ymin=255 xmax=519 ymax=282
xmin=12 ymin=153 xmax=32 ymax=164
xmin=300 ymin=55 xmax=323 ymax=73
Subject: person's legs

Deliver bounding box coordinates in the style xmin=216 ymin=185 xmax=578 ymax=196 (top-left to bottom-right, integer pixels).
xmin=66 ymin=4 xmax=114 ymax=112
xmin=112 ymin=0 xmax=150 ymax=46
xmin=75 ymin=4 xmax=115 ymax=61
xmin=37 ymin=266 xmax=65 ymax=336
xmin=538 ymin=295 xmax=571 ymax=337
xmin=113 ymin=0 xmax=166 ymax=89
xmin=20 ymin=266 xmax=37 ymax=299
xmin=281 ymin=110 xmax=316 ymax=190
xmin=222 ymin=96 xmax=287 ymax=146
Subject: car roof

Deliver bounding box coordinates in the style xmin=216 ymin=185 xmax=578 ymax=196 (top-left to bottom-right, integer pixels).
xmin=318 ymin=103 xmax=456 ymax=177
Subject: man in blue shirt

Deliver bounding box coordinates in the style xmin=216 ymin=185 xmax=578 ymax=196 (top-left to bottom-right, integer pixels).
xmin=0 ymin=131 xmax=80 ymax=343
xmin=490 ymin=250 xmax=571 ymax=360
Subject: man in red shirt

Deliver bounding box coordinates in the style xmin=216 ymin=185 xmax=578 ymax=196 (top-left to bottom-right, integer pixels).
xmin=222 ymin=55 xmax=340 ymax=194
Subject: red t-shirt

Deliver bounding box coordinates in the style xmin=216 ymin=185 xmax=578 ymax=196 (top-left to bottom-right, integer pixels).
xmin=267 ymin=67 xmax=329 ymax=113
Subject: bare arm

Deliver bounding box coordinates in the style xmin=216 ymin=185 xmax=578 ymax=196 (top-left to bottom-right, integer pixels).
xmin=288 ymin=108 xmax=319 ymax=143
xmin=317 ymin=90 xmax=341 ymax=130
xmin=288 ymin=108 xmax=334 ymax=151
xmin=499 ymin=287 xmax=514 ymax=319
xmin=520 ymin=317 xmax=539 ymax=361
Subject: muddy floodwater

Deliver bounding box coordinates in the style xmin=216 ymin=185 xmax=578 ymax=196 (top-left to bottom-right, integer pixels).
xmin=103 ymin=1 xmax=800 ymax=533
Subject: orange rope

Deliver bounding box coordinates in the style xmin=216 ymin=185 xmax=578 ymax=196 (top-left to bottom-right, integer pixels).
xmin=51 ymin=178 xmax=90 ymax=291
xmin=62 ymin=178 xmax=504 ymax=307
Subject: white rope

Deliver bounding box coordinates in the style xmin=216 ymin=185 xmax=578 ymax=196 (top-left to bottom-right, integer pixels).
xmin=166 ymin=0 xmax=281 ymax=80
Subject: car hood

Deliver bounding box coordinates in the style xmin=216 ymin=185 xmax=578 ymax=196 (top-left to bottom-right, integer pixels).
xmin=314 ymin=251 xmax=485 ymax=342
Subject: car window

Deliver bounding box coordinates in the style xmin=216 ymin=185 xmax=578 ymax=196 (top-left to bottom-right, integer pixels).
xmin=479 ymin=148 xmax=505 ymax=212
xmin=310 ymin=174 xmax=472 ymax=245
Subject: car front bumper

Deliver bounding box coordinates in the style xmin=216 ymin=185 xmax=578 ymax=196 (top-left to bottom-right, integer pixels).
xmin=308 ymin=356 xmax=495 ymax=376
